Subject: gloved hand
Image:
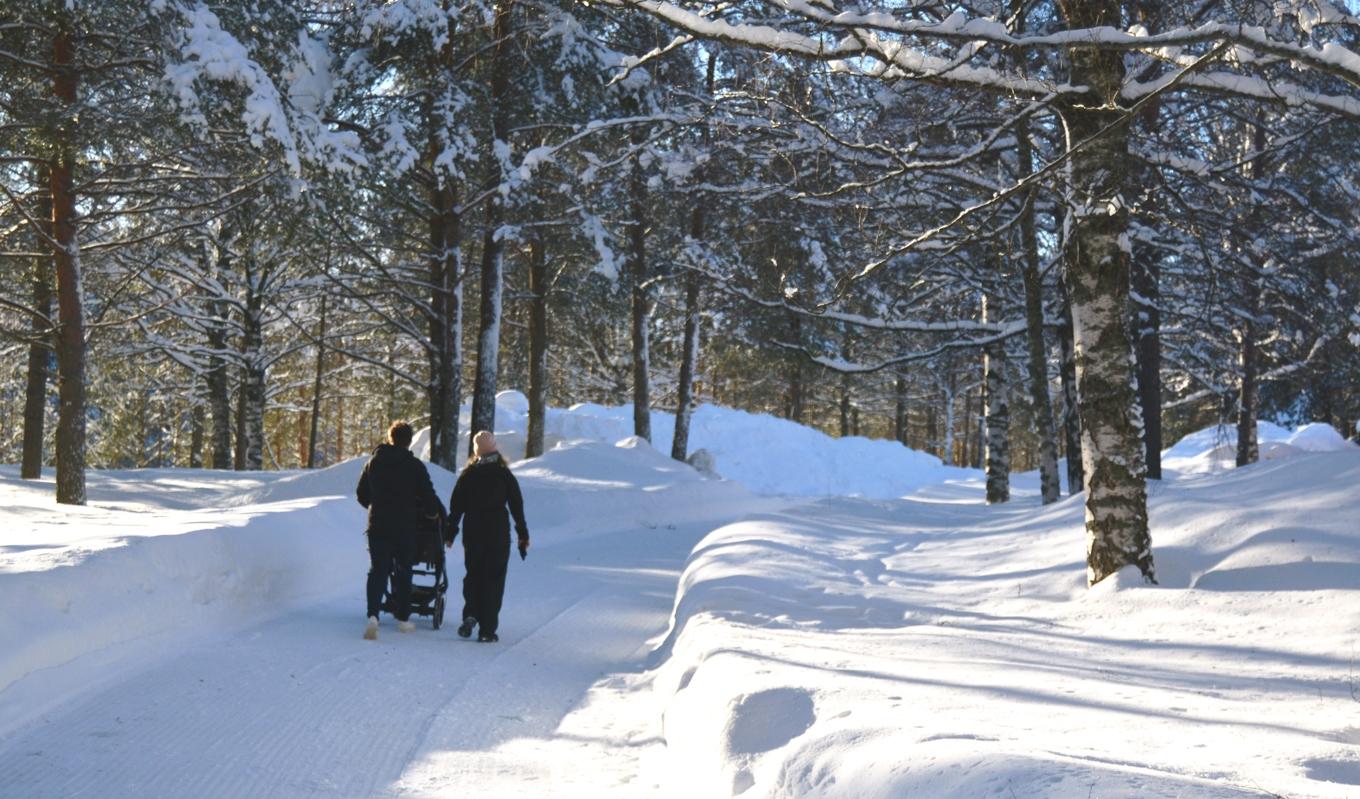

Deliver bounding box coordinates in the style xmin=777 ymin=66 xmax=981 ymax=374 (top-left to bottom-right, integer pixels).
xmin=517 ymin=535 xmax=530 ymax=560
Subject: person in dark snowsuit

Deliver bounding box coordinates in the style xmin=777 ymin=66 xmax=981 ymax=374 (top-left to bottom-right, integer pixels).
xmin=356 ymin=421 xmax=444 ymax=640
xmin=445 ymin=431 xmax=529 ymax=643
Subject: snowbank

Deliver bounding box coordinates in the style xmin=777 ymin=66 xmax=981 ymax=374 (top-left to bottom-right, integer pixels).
xmin=1162 ymin=420 xmax=1356 ymax=474
xmin=646 ymin=450 xmax=1360 ymax=798
xmin=0 ymin=435 xmax=755 ymax=737
xmin=421 ymin=391 xmax=977 ymax=499
xmin=0 ymin=463 xmax=374 ymax=731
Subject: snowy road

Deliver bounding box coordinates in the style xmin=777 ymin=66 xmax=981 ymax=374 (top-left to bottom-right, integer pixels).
xmin=0 ymin=518 xmax=746 ymax=798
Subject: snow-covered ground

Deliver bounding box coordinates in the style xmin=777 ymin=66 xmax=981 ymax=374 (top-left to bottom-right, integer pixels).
xmin=2 ymin=401 xmax=1358 ymax=797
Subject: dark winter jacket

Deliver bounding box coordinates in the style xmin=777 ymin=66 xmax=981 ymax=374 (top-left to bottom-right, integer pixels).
xmin=356 ymin=444 xmax=444 ymax=538
xmin=447 ymin=454 xmax=528 ymax=544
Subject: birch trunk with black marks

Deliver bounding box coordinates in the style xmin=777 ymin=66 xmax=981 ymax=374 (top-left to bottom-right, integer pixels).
xmin=21 ymin=179 xmax=53 ymax=480
xmin=983 ymin=296 xmax=1011 ymax=504
xmin=469 ymin=0 xmax=513 ymax=448
xmin=526 ymin=235 xmax=548 ymax=459
xmin=50 ymin=21 xmax=86 ymax=505
xmin=1057 ymin=0 xmax=1154 ymax=584
xmin=1015 ymin=120 xmax=1061 ymax=504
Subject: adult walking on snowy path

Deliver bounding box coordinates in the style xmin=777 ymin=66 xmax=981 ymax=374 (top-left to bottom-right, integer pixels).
xmin=445 ymin=431 xmax=530 ymax=643
xmin=356 ymin=421 xmax=445 ymax=640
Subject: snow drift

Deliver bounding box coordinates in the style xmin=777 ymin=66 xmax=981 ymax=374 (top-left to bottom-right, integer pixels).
xmin=646 ymin=446 xmax=1360 ymax=798
xmin=418 ymin=390 xmax=976 ymax=499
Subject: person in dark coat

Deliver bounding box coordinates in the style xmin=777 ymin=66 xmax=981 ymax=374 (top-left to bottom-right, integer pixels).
xmin=356 ymin=421 xmax=444 ymax=640
xmin=445 ymin=431 xmax=529 ymax=643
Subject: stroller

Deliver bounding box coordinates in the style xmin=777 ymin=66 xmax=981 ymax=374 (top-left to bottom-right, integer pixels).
xmin=382 ymin=510 xmax=449 ymax=629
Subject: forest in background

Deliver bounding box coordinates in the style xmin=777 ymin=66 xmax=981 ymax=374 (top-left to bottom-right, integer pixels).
xmin=3 ymin=0 xmax=1360 ymax=584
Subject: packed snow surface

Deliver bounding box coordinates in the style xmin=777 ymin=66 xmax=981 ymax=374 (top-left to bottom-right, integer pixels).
xmin=2 ymin=408 xmax=1358 ymax=797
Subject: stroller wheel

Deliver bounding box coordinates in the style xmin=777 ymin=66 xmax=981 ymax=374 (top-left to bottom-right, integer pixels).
xmin=433 ymin=595 xmax=445 ymax=630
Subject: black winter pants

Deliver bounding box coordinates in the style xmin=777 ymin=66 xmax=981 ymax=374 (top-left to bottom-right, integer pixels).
xmin=461 ymin=531 xmax=511 ymax=635
xmin=367 ymin=532 xmax=417 ymax=621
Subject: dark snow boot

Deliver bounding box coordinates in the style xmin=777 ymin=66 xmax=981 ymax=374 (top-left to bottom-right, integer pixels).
xmin=477 ymin=631 xmax=499 ymax=643
xmin=457 ymin=617 xmax=476 ymax=639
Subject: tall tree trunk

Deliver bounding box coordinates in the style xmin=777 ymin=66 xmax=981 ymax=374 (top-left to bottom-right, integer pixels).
xmin=627 ymin=127 xmax=652 ymax=442
xmin=1057 ymin=280 xmax=1083 ymax=494
xmin=839 ymin=374 xmax=851 ymax=437
xmin=1133 ymin=259 xmax=1163 ymax=478
xmin=786 ymin=314 xmax=804 ymax=423
xmin=1057 ymin=0 xmax=1154 ymax=584
xmin=1236 ymin=120 xmax=1268 ymax=468
xmin=894 ymin=375 xmax=908 ymax=445
xmin=234 ymin=374 xmax=247 ymax=471
xmin=238 ymin=277 xmax=265 ymax=472
xmin=1015 ymin=121 xmax=1062 ymax=503
xmin=671 ymin=263 xmax=701 ymax=461
xmin=50 ymin=21 xmax=85 ymax=505
xmin=428 ymin=170 xmax=463 ymax=469
xmin=189 ymin=397 xmax=205 ymax=469
xmin=942 ymin=373 xmax=956 ymax=466
xmin=671 ymin=53 xmax=713 ymax=463
xmin=21 ymin=178 xmax=53 ymax=480
xmin=983 ymin=297 xmax=1011 ymax=503
xmin=962 ymin=388 xmax=975 ymax=467
xmin=469 ymin=0 xmax=513 ymax=449
xmin=206 ymin=299 xmax=233 ymax=470
xmin=526 ymin=235 xmax=549 ymax=459
xmin=307 ymin=296 xmax=327 ymax=469
xmin=1236 ymin=311 xmax=1260 ymax=467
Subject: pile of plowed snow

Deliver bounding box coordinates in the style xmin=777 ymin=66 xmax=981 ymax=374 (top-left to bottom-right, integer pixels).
xmin=416 ymin=391 xmax=976 ymax=499
xmin=647 ymin=447 xmax=1360 ymax=798
xmin=1162 ymin=420 xmax=1356 ymax=474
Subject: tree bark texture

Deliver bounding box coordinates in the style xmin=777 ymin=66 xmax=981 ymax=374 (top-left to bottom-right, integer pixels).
xmin=1133 ymin=257 xmax=1163 ymax=478
xmin=1236 ymin=120 xmax=1269 ymax=469
xmin=1236 ymin=313 xmax=1260 ymax=467
xmin=894 ymin=375 xmax=909 ymax=445
xmin=51 ymin=22 xmax=86 ymax=505
xmin=469 ymin=0 xmax=513 ymax=449
xmin=427 ymin=170 xmax=463 ymax=470
xmin=1057 ymin=0 xmax=1154 ymax=585
xmin=983 ymin=297 xmax=1011 ymax=504
xmin=238 ymin=289 xmax=266 ymax=472
xmin=671 ymin=55 xmax=713 ymax=463
xmin=526 ymin=235 xmax=548 ymax=459
xmin=786 ymin=314 xmax=804 ymax=423
xmin=206 ymin=296 xmax=233 ymax=470
xmin=1015 ymin=121 xmax=1062 ymax=504
xmin=627 ymin=128 xmax=652 ymax=443
xmin=1057 ymin=282 xmax=1083 ymax=494
xmin=307 ymin=296 xmax=327 ymax=469
xmin=21 ymin=180 xmax=53 ymax=480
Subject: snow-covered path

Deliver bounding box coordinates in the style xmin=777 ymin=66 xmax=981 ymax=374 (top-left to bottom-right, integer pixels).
xmin=0 ymin=519 xmax=734 ymax=798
